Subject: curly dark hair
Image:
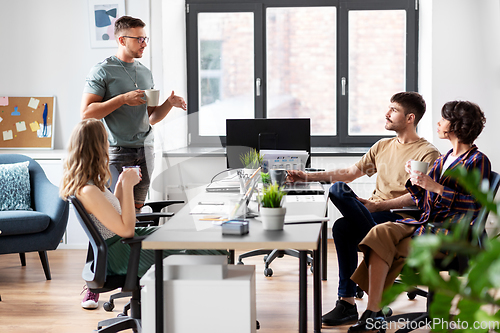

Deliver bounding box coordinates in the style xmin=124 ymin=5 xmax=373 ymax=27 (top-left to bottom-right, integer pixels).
xmin=441 ymin=101 xmax=486 ymax=144
xmin=390 ymin=92 xmax=426 ymax=125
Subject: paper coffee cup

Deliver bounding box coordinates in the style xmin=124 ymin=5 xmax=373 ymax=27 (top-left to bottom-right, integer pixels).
xmin=144 ymin=89 xmax=160 ymax=107
xmin=410 ymin=161 xmax=429 ymax=176
xmin=122 ymin=165 xmax=140 ymax=176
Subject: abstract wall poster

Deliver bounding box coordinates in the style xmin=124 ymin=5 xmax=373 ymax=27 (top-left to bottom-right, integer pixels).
xmin=88 ymin=0 xmax=126 ymax=48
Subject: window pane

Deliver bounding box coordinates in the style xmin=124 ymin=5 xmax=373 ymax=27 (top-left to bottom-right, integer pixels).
xmin=198 ymin=13 xmax=254 ymax=136
xmin=267 ymin=7 xmax=337 ymax=136
xmin=348 ymin=10 xmax=406 ymax=136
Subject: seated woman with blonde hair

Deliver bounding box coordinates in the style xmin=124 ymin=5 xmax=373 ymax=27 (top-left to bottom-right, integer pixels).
xmin=60 ymin=118 xmax=227 ymax=309
xmin=348 ymin=101 xmax=491 ymax=332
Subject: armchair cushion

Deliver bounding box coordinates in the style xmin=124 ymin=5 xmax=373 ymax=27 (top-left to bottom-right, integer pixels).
xmin=0 ymin=161 xmax=32 ymax=211
xmin=0 ymin=211 xmax=50 ymax=236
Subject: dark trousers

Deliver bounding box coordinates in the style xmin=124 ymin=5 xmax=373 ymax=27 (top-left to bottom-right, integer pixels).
xmin=329 ymin=182 xmax=402 ymax=298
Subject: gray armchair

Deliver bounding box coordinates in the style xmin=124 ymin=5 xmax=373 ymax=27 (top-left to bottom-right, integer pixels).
xmin=0 ymin=154 xmax=69 ymax=280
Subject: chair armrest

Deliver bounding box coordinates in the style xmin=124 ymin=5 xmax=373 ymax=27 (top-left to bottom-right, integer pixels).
xmin=143 ymin=200 xmax=185 ymax=212
xmin=121 ymin=236 xmax=148 ymax=244
xmin=390 ymin=206 xmax=422 ymax=219
xmin=121 ymin=236 xmax=146 ymax=291
xmin=135 ymin=220 xmax=156 ymax=227
xmin=33 ymin=175 xmax=69 ymax=221
xmin=136 ymin=212 xmax=174 ymax=221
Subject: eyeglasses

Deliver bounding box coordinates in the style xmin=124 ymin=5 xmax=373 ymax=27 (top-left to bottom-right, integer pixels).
xmin=121 ymin=36 xmax=149 ymax=44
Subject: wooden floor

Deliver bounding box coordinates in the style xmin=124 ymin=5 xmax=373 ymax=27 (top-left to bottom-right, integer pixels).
xmin=0 ymin=239 xmax=427 ymax=333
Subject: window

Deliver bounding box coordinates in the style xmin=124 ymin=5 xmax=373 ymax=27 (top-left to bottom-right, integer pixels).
xmin=186 ymin=0 xmax=418 ymax=147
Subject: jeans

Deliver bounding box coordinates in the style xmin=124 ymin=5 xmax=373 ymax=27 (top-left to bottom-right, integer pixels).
xmin=329 ymin=182 xmax=402 ymax=298
xmin=108 ymin=146 xmax=155 ymax=206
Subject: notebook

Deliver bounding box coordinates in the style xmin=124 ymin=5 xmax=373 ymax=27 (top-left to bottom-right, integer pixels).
xmin=283 ymin=181 xmax=325 ymax=195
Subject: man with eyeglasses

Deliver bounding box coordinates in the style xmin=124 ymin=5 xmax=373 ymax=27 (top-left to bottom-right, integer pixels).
xmin=81 ymin=16 xmax=186 ymax=211
xmin=80 ymin=15 xmax=186 ymax=309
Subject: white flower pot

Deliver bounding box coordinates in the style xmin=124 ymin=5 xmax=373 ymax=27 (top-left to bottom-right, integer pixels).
xmin=260 ymin=207 xmax=286 ymax=230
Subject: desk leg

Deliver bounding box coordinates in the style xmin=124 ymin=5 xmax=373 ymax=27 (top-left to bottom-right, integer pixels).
xmin=299 ymin=250 xmax=307 ymax=333
xmin=155 ymin=250 xmax=163 ymax=333
xmin=321 ymin=221 xmax=328 ymax=281
xmin=313 ymin=247 xmax=322 ymax=333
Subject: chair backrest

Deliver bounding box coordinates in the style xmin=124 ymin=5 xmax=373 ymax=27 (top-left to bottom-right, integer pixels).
xmin=68 ymin=195 xmax=108 ymax=289
xmin=472 ymin=171 xmax=500 ymax=247
xmin=438 ymin=171 xmax=500 ymax=273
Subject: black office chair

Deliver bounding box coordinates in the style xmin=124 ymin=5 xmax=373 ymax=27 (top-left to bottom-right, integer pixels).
xmin=69 ymin=195 xmax=145 ymax=333
xmin=103 ymin=199 xmax=184 ymax=312
xmin=237 ymin=248 xmax=313 ymax=277
xmin=386 ymin=171 xmax=500 ymax=333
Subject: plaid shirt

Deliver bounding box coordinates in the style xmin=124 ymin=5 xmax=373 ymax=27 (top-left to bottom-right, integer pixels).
xmin=396 ymin=145 xmax=491 ymax=236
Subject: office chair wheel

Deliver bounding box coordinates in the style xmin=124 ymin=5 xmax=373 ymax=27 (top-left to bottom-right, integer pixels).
xmin=256 ymin=320 xmax=260 ymax=330
xmin=103 ymin=301 xmax=115 ymax=312
xmin=407 ymin=290 xmax=417 ymax=300
xmin=117 ymin=312 xmax=127 ymax=317
xmin=264 ymin=267 xmax=273 ymax=277
xmin=356 ymin=286 xmax=364 ymax=299
xmin=237 ymin=260 xmax=244 ymax=265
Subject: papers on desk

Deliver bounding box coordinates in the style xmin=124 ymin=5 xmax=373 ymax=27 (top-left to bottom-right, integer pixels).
xmin=190 ymin=204 xmax=227 ymax=215
xmin=285 ymin=195 xmax=324 ymax=203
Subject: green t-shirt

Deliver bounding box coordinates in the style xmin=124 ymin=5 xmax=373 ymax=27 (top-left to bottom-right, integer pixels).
xmin=83 ymin=56 xmax=154 ymax=147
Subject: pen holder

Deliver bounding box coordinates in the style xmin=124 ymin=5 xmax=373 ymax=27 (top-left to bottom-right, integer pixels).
xmin=237 ymin=168 xmax=259 ymax=194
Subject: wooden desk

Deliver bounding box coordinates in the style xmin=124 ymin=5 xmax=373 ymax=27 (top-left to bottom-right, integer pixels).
xmin=143 ymin=191 xmax=325 ymax=333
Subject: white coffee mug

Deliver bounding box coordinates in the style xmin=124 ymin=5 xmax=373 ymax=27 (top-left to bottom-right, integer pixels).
xmin=410 ymin=160 xmax=429 ymax=176
xmin=122 ymin=165 xmax=141 ymax=176
xmin=144 ymin=89 xmax=160 ymax=107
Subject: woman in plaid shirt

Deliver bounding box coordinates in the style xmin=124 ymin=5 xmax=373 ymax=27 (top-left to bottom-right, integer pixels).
xmin=348 ymin=101 xmax=491 ymax=332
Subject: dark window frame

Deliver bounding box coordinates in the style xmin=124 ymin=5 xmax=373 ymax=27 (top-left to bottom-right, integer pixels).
xmin=186 ymin=0 xmax=419 ymax=148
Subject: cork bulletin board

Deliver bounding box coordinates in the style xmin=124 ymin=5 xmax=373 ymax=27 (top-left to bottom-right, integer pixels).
xmin=0 ymin=96 xmax=55 ymax=149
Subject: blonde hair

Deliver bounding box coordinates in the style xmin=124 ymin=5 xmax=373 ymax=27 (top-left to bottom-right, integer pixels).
xmin=59 ymin=119 xmax=112 ymax=200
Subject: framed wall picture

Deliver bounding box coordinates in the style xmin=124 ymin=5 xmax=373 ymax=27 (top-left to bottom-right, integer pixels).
xmin=88 ymin=0 xmax=126 ymax=48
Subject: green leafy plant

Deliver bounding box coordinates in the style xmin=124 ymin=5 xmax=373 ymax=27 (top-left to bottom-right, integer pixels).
xmin=240 ymin=149 xmax=264 ymax=169
xmin=382 ymin=166 xmax=500 ymax=333
xmin=259 ymin=184 xmax=286 ymax=208
xmin=261 ymin=172 xmax=271 ymax=186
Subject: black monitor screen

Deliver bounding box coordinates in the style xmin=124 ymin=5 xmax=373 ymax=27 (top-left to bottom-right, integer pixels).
xmin=226 ymin=118 xmax=311 ymax=169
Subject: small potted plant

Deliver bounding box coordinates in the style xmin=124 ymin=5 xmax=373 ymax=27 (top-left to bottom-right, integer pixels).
xmin=260 ymin=172 xmax=271 ymax=188
xmin=258 ymin=184 xmax=286 ymax=230
xmin=239 ymin=148 xmax=264 ymax=170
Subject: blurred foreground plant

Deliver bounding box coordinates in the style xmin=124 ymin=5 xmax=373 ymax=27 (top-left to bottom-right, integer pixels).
xmin=382 ymin=166 xmax=500 ymax=333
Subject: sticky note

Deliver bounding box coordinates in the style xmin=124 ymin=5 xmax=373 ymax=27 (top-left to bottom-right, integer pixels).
xmin=28 ymin=97 xmax=40 ymax=109
xmin=0 ymin=116 xmax=3 ymax=123
xmin=0 ymin=97 xmax=8 ymax=106
xmin=3 ymin=130 xmax=13 ymax=141
xmin=16 ymin=121 xmax=27 ymax=132
xmin=30 ymin=121 xmax=40 ymax=132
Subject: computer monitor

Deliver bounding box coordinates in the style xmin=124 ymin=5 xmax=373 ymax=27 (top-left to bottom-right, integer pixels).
xmin=225 ymin=118 xmax=311 ymax=169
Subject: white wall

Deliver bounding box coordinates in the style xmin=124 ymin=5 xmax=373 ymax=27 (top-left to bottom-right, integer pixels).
xmin=0 ymin=0 xmax=158 ymax=150
xmin=420 ymin=0 xmax=500 ymax=169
